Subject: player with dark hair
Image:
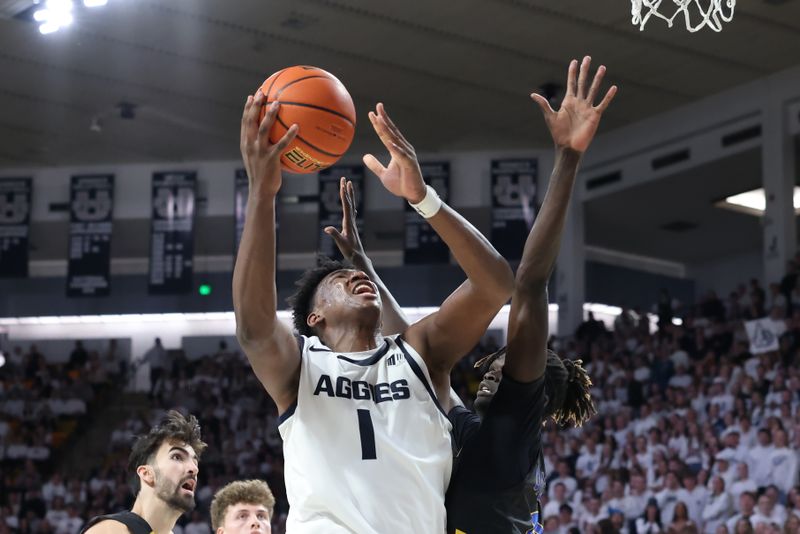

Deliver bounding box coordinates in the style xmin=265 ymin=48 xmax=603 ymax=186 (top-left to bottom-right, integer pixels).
xmin=210 ymin=479 xmax=275 ymax=534
xmin=444 ymin=55 xmax=615 ymax=534
xmin=81 ymin=410 xmax=207 ymax=534
xmin=235 ymin=90 xmax=514 ymax=532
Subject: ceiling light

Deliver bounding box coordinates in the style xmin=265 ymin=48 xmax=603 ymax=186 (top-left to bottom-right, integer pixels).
xmin=38 ymin=21 xmax=60 ymax=33
xmin=715 ymin=186 xmax=800 ymax=216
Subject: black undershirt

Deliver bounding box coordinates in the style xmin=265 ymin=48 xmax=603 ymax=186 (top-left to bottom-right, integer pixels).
xmin=79 ymin=511 xmax=153 ymax=534
xmin=446 ymin=371 xmax=547 ymax=534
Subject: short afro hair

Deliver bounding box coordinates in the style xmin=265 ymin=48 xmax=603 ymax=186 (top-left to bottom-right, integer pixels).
xmin=128 ymin=410 xmax=206 ymax=495
xmin=287 ymin=256 xmax=353 ymax=337
xmin=210 ymin=479 xmax=275 ymax=530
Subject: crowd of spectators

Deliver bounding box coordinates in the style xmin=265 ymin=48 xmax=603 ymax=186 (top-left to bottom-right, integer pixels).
xmin=2 ymin=261 xmax=800 ymax=533
xmin=0 ymin=340 xmax=127 ymax=533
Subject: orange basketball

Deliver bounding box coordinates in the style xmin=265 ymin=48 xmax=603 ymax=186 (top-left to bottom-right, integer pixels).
xmin=258 ymin=66 xmax=356 ymax=174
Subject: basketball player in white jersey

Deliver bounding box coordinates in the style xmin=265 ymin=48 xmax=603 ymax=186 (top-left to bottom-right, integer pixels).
xmin=235 ymin=92 xmax=514 ymax=533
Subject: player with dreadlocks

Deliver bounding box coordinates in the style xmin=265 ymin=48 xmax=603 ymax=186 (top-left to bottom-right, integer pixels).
xmin=323 ymin=57 xmax=613 ymax=533
xmin=444 ymin=56 xmax=615 ymax=534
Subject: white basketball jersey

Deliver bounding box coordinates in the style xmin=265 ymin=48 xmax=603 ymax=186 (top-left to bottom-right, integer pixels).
xmin=279 ymin=334 xmax=453 ymax=533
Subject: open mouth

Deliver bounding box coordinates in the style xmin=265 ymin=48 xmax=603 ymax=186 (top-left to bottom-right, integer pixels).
xmin=180 ymin=479 xmax=196 ymax=494
xmin=477 ymin=383 xmax=492 ymax=396
xmin=352 ymin=281 xmax=377 ymax=297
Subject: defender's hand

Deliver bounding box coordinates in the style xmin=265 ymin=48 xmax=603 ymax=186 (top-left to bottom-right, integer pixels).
xmin=325 ymin=177 xmax=366 ymax=263
xmin=363 ymin=103 xmax=426 ymax=203
xmin=530 ymin=56 xmax=617 ymax=154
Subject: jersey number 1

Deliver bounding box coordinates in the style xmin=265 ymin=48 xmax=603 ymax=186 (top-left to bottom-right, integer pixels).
xmin=357 ymin=409 xmax=377 ymax=460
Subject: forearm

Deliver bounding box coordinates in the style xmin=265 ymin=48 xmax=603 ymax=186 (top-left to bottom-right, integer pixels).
xmin=516 ymin=147 xmax=582 ymax=291
xmin=233 ymin=194 xmax=281 ymax=344
xmin=425 ymin=204 xmax=514 ymax=301
xmin=351 ymin=253 xmax=409 ymax=335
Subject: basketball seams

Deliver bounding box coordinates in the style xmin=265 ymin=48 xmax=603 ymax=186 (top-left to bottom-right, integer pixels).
xmin=259 ymin=65 xmax=355 ymax=173
xmin=275 ymin=115 xmax=344 ymax=158
xmin=264 ymin=68 xmax=288 ymax=100
xmin=276 ymin=101 xmax=355 ymax=126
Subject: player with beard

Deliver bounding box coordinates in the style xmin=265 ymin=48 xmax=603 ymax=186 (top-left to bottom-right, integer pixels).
xmin=444 ymin=56 xmax=614 ymax=534
xmin=81 ymin=410 xmax=206 ymax=534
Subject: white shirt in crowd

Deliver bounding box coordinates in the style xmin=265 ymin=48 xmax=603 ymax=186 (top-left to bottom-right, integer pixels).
xmin=679 ymin=486 xmax=709 ymax=526
xmin=748 ymin=444 xmax=775 ymax=487
xmin=548 ymin=476 xmax=578 ymax=500
xmin=655 ymin=487 xmax=681 ymax=524
xmin=701 ymin=492 xmax=732 ymax=534
xmin=768 ymin=446 xmax=799 ymax=493
xmin=728 ymin=478 xmax=757 ymax=505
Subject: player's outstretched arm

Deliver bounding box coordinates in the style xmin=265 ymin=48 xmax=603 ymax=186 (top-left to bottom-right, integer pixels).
xmin=233 ymin=91 xmax=301 ymax=413
xmin=364 ymin=104 xmax=514 ymax=373
xmin=326 ymin=176 xmax=410 ymax=335
xmin=505 ymin=56 xmax=617 ymax=383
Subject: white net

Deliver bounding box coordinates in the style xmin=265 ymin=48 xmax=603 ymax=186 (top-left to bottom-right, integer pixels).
xmin=631 ymin=0 xmax=736 ymax=32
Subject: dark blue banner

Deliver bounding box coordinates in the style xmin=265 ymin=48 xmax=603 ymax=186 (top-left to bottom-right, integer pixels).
xmin=149 ymin=171 xmax=196 ymax=294
xmin=234 ymin=169 xmax=248 ymax=258
xmin=67 ymin=174 xmax=114 ymax=297
xmin=0 ymin=177 xmax=32 ymax=278
xmin=490 ymin=159 xmax=538 ymax=261
xmin=405 ymin=162 xmax=450 ymax=265
xmin=318 ymin=165 xmax=364 ymax=260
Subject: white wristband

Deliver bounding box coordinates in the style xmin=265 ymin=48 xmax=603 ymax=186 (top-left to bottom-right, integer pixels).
xmin=408 ymin=185 xmax=442 ymax=219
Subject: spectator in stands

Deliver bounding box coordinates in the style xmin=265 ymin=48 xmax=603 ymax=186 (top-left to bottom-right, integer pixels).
xmin=769 ymin=430 xmax=799 ymax=496
xmin=544 ymin=482 xmax=570 ymax=518
xmin=727 ymin=492 xmax=757 ymax=533
xmin=703 ymin=476 xmax=733 ymax=534
xmin=668 ymin=501 xmax=697 ymax=533
xmin=67 ymin=341 xmax=89 ymax=373
xmin=636 ymin=499 xmax=664 ymax=533
xmin=748 ymin=429 xmax=775 ymax=489
xmin=549 ymin=462 xmax=579 ymax=500
xmin=729 ymin=463 xmax=758 ymax=504
xmin=751 ymin=494 xmax=787 ymax=530
xmin=141 ymin=338 xmax=168 ymax=399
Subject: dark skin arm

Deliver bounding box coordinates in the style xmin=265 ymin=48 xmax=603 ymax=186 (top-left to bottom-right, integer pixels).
xmin=326 ymin=177 xmax=410 ymax=335
xmin=504 ymin=56 xmax=617 ymax=383
xmin=363 ymin=104 xmax=515 ymax=382
xmin=233 ymin=92 xmax=302 ymax=414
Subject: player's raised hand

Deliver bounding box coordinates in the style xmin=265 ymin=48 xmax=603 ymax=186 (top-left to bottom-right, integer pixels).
xmin=530 ymin=56 xmax=617 ymax=153
xmin=363 ymin=103 xmax=427 ymax=203
xmin=239 ymin=91 xmax=299 ymax=197
xmin=325 ymin=177 xmax=366 ymax=263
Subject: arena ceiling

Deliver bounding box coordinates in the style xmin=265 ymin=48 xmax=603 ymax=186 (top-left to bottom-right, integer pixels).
xmin=0 ymin=0 xmax=798 ymax=270
xmin=0 ymin=0 xmax=798 ymax=168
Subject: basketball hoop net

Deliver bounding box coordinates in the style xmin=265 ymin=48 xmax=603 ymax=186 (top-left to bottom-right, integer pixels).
xmin=631 ymin=0 xmax=736 ymax=32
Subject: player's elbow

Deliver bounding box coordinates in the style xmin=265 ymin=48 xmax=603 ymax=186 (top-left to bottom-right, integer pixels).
xmin=515 ymin=264 xmax=551 ymax=295
xmin=489 ymin=259 xmax=515 ymax=302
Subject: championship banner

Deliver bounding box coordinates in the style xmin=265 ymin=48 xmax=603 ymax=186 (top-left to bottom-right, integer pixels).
xmin=149 ymin=171 xmax=196 ymax=294
xmin=745 ymin=317 xmax=783 ymax=354
xmin=67 ymin=174 xmax=114 ymax=297
xmin=0 ymin=177 xmax=31 ymax=278
xmin=490 ymin=158 xmax=538 ymax=261
xmin=404 ymin=162 xmax=450 ymax=264
xmin=318 ymin=165 xmax=364 ymax=260
xmin=234 ymin=169 xmax=248 ymax=257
